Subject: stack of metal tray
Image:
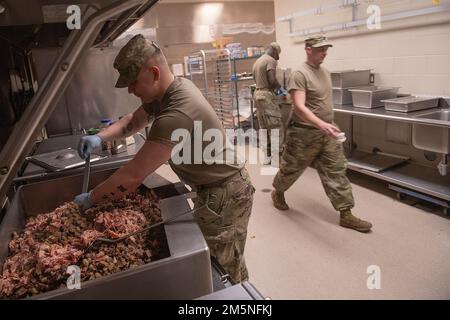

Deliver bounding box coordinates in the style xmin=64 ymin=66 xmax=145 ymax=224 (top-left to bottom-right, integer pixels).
xmin=381 ymin=96 xmax=440 ymax=112
xmin=331 ymin=70 xmax=372 ymax=105
xmin=333 ymin=87 xmax=364 ymax=105
xmin=331 ymin=69 xmax=371 ymax=88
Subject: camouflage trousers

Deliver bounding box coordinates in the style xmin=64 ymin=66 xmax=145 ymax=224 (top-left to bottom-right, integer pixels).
xmin=254 ymin=89 xmax=284 ymax=156
xmin=193 ymin=168 xmax=255 ymax=283
xmin=273 ymin=122 xmax=355 ymax=211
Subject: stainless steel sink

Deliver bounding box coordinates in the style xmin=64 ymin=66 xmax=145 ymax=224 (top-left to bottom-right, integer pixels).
xmin=412 ymin=109 xmax=450 ymax=154
xmin=414 ymin=109 xmax=450 ymax=121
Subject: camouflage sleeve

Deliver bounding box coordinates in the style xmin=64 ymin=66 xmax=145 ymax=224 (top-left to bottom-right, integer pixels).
xmin=287 ymin=70 xmax=307 ymax=93
xmin=148 ymin=111 xmax=193 ymax=147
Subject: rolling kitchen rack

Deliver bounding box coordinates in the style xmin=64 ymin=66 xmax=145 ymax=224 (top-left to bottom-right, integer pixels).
xmin=188 ymin=49 xmax=260 ymax=131
xmin=188 ymin=49 xmax=236 ymax=130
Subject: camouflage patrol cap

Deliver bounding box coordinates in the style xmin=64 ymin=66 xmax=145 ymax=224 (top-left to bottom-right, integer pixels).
xmin=113 ymin=34 xmax=160 ymax=88
xmin=305 ymin=35 xmax=333 ymax=48
xmin=269 ymin=42 xmax=281 ymax=54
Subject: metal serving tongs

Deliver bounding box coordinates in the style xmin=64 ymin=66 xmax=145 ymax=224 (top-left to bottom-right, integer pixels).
xmin=78 ymin=204 xmax=206 ymax=262
xmin=81 ymin=154 xmax=91 ymax=193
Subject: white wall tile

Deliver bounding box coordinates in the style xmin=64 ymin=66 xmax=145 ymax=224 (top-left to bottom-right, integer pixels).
xmin=393 ymin=56 xmax=428 ymax=75
xmin=365 ymin=57 xmax=395 ymax=74
xmin=425 ymin=55 xmax=450 ymax=74
xmin=407 ymin=75 xmax=449 ymax=96
xmin=276 ymin=0 xmax=450 ymax=97
xmin=422 ymin=34 xmax=450 ymax=55
xmin=377 ymin=74 xmax=409 ymax=91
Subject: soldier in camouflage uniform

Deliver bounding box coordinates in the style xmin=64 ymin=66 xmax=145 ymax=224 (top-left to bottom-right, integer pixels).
xmin=194 ymin=169 xmax=254 ymax=281
xmin=272 ymin=35 xmax=372 ymax=233
xmin=74 ymin=34 xmax=255 ymax=282
xmin=252 ymin=43 xmax=285 ymax=164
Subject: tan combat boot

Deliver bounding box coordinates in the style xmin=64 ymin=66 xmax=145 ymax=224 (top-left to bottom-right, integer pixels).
xmin=271 ymin=190 xmax=289 ymax=210
xmin=340 ymin=210 xmax=372 ymax=233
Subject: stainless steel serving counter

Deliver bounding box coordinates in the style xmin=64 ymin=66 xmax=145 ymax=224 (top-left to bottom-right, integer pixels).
xmin=333 ymin=104 xmax=450 ymax=128
xmin=336 ymin=104 xmax=450 ymax=210
xmin=280 ymin=100 xmax=450 ymax=128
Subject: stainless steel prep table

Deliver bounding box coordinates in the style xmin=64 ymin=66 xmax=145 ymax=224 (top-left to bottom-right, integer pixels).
xmin=334 ymin=104 xmax=450 ymax=207
xmin=333 ymin=104 xmax=450 ymax=128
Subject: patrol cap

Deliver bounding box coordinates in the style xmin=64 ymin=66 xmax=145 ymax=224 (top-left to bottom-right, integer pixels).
xmin=305 ymin=35 xmax=333 ymax=48
xmin=269 ymin=42 xmax=281 ymax=55
xmin=113 ymin=34 xmax=160 ymax=88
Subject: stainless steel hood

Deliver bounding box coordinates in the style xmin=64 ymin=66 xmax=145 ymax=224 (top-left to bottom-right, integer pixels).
xmin=0 ymin=0 xmax=159 ymax=201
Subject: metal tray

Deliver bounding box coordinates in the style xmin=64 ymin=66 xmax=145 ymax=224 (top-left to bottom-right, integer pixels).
xmin=348 ymin=152 xmax=409 ymax=172
xmin=333 ymin=86 xmax=367 ymax=105
xmin=27 ymin=148 xmax=105 ymax=171
xmin=349 ymin=86 xmax=400 ymax=109
xmin=0 ymin=170 xmax=212 ymax=299
xmin=382 ymin=96 xmax=440 ymax=113
xmin=331 ymin=69 xmax=371 ymax=88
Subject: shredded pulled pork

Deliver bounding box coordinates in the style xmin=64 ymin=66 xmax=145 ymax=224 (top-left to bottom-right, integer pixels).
xmin=0 ymin=192 xmax=163 ymax=299
xmin=94 ymin=210 xmax=147 ymax=239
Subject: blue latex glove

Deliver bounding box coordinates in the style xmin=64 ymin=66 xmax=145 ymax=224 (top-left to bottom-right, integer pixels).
xmin=78 ymin=135 xmax=102 ymax=159
xmin=276 ymin=87 xmax=288 ymax=96
xmin=74 ymin=191 xmax=93 ymax=211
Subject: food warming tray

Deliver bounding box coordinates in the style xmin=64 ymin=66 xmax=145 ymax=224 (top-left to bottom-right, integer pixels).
xmin=0 ymin=169 xmax=213 ymax=299
xmin=381 ymin=96 xmax=439 ymax=112
xmin=27 ymin=148 xmax=105 ymax=171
